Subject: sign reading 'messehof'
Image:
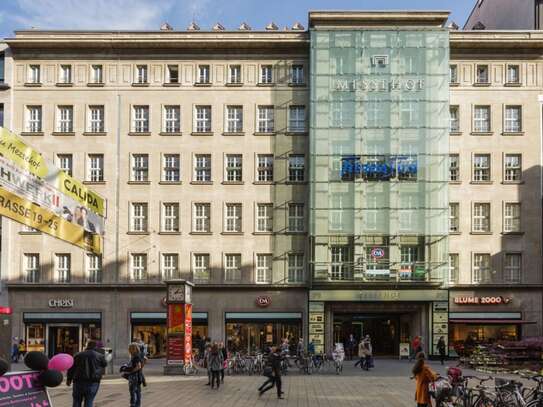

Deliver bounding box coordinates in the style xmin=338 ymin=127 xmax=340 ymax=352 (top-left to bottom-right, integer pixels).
xmin=334 ymin=78 xmax=425 ymax=92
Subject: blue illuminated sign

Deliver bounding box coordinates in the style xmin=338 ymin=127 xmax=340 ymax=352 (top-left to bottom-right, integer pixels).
xmin=340 ymin=155 xmax=417 ymax=181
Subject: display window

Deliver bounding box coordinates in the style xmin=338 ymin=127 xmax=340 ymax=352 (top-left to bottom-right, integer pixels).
xmin=132 ymin=324 xmax=167 ymax=358
xmin=26 ymin=324 xmax=45 ymax=353
xmin=226 ymin=321 xmax=301 ymax=354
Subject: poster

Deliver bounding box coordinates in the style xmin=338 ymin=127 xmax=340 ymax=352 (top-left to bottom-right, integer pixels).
xmin=0 ymin=186 xmax=101 ymax=254
xmin=167 ymin=337 xmax=184 ymax=365
xmin=184 ymin=304 xmax=192 ymax=364
xmin=399 ymin=343 xmax=410 ymax=358
xmin=167 ymin=304 xmax=184 ymax=334
xmin=0 ymin=371 xmax=52 ymax=407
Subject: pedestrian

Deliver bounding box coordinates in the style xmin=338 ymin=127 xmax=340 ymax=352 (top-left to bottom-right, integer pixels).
xmin=346 ymin=334 xmax=356 ymax=360
xmin=17 ymin=339 xmax=26 ymax=361
xmin=134 ymin=337 xmax=147 ymax=387
xmin=11 ymin=339 xmax=18 ymax=363
xmin=258 ymin=345 xmax=284 ymax=399
xmin=204 ymin=343 xmax=212 ymax=386
xmin=364 ymin=335 xmax=374 ymax=369
xmin=410 ymin=336 xmax=421 ymax=361
xmin=437 ymin=336 xmax=447 ymax=365
xmin=308 ymin=339 xmax=315 ymax=355
xmin=219 ymin=341 xmax=227 ymax=383
xmin=207 ymin=343 xmax=223 ymax=389
xmin=121 ymin=343 xmax=144 ymax=407
xmin=354 ymin=339 xmax=366 ymax=369
xmin=67 ymin=340 xmax=107 ymax=407
xmin=411 ymin=352 xmax=437 ymax=407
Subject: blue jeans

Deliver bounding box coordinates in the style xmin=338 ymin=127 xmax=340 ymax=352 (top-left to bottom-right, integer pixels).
xmin=72 ymin=381 xmax=100 ymax=407
xmin=129 ymin=383 xmax=142 ymax=407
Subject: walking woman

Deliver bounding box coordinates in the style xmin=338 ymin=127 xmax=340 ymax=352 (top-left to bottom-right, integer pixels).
xmin=437 ymin=337 xmax=447 ymax=366
xmin=412 ymin=352 xmax=437 ymax=407
xmin=219 ymin=341 xmax=227 ymax=383
xmin=208 ymin=344 xmax=223 ymax=389
xmin=123 ymin=343 xmax=144 ymax=407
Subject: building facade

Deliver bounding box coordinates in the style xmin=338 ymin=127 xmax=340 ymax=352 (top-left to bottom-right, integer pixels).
xmin=2 ymin=11 xmax=543 ymax=359
xmin=464 ymin=0 xmax=543 ymax=30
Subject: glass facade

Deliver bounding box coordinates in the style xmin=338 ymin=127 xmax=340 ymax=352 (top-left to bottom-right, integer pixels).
xmin=310 ymin=28 xmax=449 ymax=284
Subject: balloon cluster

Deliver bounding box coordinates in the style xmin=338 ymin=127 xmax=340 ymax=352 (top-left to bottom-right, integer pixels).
xmin=23 ymin=352 xmax=74 ymax=388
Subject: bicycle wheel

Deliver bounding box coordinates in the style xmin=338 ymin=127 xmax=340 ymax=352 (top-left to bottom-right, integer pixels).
xmin=473 ymin=397 xmax=495 ymax=407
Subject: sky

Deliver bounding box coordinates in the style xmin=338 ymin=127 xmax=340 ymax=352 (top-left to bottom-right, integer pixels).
xmin=0 ymin=0 xmax=476 ymax=37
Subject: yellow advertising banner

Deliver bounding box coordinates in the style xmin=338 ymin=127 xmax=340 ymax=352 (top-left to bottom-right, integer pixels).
xmin=0 ymin=186 xmax=101 ymax=254
xmin=0 ymin=128 xmax=106 ymax=217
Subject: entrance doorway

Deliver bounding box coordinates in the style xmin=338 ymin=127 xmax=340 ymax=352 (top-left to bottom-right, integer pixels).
xmin=48 ymin=325 xmax=81 ymax=356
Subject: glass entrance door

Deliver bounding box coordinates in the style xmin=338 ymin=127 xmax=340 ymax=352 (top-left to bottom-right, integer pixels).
xmin=48 ymin=325 xmax=81 ymax=357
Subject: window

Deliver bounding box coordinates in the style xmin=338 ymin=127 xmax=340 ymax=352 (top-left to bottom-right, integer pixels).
xmin=450 ymin=106 xmax=459 ymax=132
xmin=224 ymin=203 xmax=242 ymax=232
xmin=448 ymin=254 xmax=459 ymax=284
xmin=59 ymin=65 xmax=72 ymax=83
xmin=132 ymin=106 xmax=149 ymax=133
xmin=476 ymin=65 xmax=489 ymax=83
xmin=330 ymin=246 xmax=352 ymax=281
xmin=224 ymin=254 xmax=241 ymax=282
xmin=449 ymin=154 xmax=459 ymax=181
xmin=473 ymin=106 xmax=490 ymax=132
xmin=56 ymin=254 xmax=71 ymax=283
xmin=288 ymin=203 xmax=304 ymax=232
xmin=167 ymin=65 xmax=179 ymax=83
xmin=288 ymin=154 xmax=305 ymax=182
xmin=131 ymin=154 xmax=149 ymax=182
xmin=288 ymin=253 xmax=304 ymax=283
xmin=194 ymin=154 xmax=211 ymax=182
xmin=88 ymin=105 xmax=105 ymax=133
xmin=130 ymin=202 xmax=148 ymax=232
xmin=225 ymin=154 xmax=242 ymax=182
xmin=193 ymin=203 xmax=210 ymax=232
xmin=256 ymin=254 xmax=272 ymax=283
xmin=26 ymin=106 xmax=42 ymax=132
xmin=504 ymin=202 xmax=521 ymax=233
xmin=257 ymin=154 xmax=273 ymax=182
xmin=256 ymin=203 xmax=273 ymax=232
xmin=163 ymin=106 xmax=180 ymax=133
xmin=291 ymin=64 xmax=304 ymax=84
xmin=225 ymin=106 xmax=243 ymax=133
xmin=193 ymin=253 xmax=210 ymax=282
xmin=136 ymin=65 xmax=148 ymax=83
xmin=504 ymin=154 xmax=521 ymax=182
xmin=472 ymin=203 xmax=490 ymax=232
xmin=194 ymin=106 xmax=211 ymax=132
xmin=86 ymin=254 xmax=102 ymax=283
xmin=91 ymin=65 xmax=103 ymax=83
xmin=260 ymin=65 xmax=273 ymax=84
xmin=57 ymin=154 xmax=73 ymax=176
xmin=197 ymin=65 xmax=210 ymax=83
xmin=28 ymin=65 xmax=40 ymax=83
xmin=56 ymin=106 xmax=74 ymax=133
xmin=473 ymin=154 xmax=490 ymax=182
xmin=257 ymin=106 xmax=274 ymax=133
xmin=131 ymin=253 xmax=147 ymax=281
xmin=507 ymin=65 xmax=520 ymax=84
xmin=449 ymin=203 xmax=459 ymax=232
xmin=449 ymin=64 xmax=458 ymax=83
xmin=162 ymin=202 xmax=179 ymax=232
xmin=162 ymin=154 xmax=180 ymax=182
xmin=24 ymin=254 xmax=39 ymax=283
xmin=87 ymin=154 xmax=104 ymax=182
xmin=229 ymin=65 xmax=241 ymax=84
xmin=162 ymin=253 xmax=179 ymax=280
xmin=504 ymin=106 xmax=522 ymax=132
xmin=504 ymin=253 xmax=521 ymax=283
xmin=288 ymin=106 xmax=306 ymax=132
xmin=472 ymin=253 xmax=490 ymax=283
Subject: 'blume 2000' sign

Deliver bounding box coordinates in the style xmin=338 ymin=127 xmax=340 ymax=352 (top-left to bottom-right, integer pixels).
xmin=340 ymin=155 xmax=417 ymax=181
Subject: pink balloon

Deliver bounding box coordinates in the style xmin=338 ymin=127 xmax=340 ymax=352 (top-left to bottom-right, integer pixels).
xmin=48 ymin=353 xmax=74 ymax=372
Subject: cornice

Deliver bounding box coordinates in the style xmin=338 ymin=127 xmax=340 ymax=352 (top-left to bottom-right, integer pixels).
xmin=451 ymin=30 xmax=543 ymax=49
xmin=309 ymin=10 xmax=450 ymax=28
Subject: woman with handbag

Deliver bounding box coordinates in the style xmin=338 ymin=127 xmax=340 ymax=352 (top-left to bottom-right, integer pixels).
xmin=411 ymin=352 xmax=437 ymax=407
xmin=121 ymin=343 xmax=144 ymax=407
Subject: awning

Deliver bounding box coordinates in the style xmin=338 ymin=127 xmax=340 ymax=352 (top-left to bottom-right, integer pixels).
xmin=450 ymin=319 xmax=536 ymax=324
xmin=24 ymin=312 xmax=101 ymax=322
xmin=130 ymin=312 xmax=208 ymax=323
xmin=225 ymin=312 xmax=302 ymax=321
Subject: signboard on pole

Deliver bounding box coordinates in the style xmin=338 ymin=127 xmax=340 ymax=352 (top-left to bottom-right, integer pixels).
xmin=0 ymin=371 xmax=52 ymax=406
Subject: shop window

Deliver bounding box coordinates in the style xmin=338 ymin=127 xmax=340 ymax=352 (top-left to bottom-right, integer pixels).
xmin=226 ymin=321 xmax=301 ymax=353
xmin=26 ymin=324 xmax=45 ymax=353
xmin=132 ymin=325 xmax=166 ymax=358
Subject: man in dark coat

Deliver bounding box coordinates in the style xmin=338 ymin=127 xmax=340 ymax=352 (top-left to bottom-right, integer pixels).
xmin=67 ymin=340 xmax=107 ymax=407
xmin=258 ymin=345 xmax=284 ymax=399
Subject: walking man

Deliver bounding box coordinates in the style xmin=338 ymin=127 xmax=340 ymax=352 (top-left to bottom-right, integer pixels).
xmin=258 ymin=345 xmax=284 ymax=399
xmin=67 ymin=340 xmax=107 ymax=407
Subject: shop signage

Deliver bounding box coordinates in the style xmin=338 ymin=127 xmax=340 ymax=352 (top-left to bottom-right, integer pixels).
xmin=454 ymin=296 xmax=512 ymax=305
xmin=255 ymin=296 xmax=272 ymax=307
xmin=0 ymin=306 xmax=12 ymax=314
xmin=310 ymin=289 xmax=448 ymax=302
xmin=340 ymin=155 xmax=417 ymax=181
xmin=48 ymin=298 xmax=74 ymax=308
xmin=334 ymin=78 xmax=425 ymax=92
xmin=0 ymin=371 xmax=52 ymax=406
xmin=166 ymin=336 xmax=184 ymax=365
xmin=370 ymin=247 xmax=385 ymax=259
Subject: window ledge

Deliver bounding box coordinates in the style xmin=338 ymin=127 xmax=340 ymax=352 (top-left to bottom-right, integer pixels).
xmin=253 ymin=181 xmax=275 ymax=185
xmin=502 ymin=181 xmax=524 ymax=185
xmin=87 ymin=82 xmax=105 ymax=87
xmin=470 ymin=231 xmax=492 ymax=235
xmin=449 ymin=82 xmax=460 ymax=87
xmin=470 ymin=181 xmax=493 ymax=185
xmin=52 ymin=132 xmax=75 ymax=136
xmin=24 ymin=82 xmax=42 ymax=87
xmin=159 ymin=132 xmax=182 ymax=136
xmin=128 ymin=132 xmax=151 ymax=136
xmin=127 ymin=231 xmax=150 ymax=235
xmin=190 ymin=181 xmax=213 ymax=185
xmin=194 ymin=82 xmax=212 ymax=87
xmin=221 ymin=232 xmax=244 ymax=235
xmin=83 ymin=132 xmax=107 ymax=136
xmin=504 ymin=82 xmax=522 ymax=87
xmin=501 ymin=231 xmax=524 ymax=236
xmin=253 ymin=132 xmax=276 ymax=136
xmin=449 ymin=231 xmax=461 ymax=235
xmin=257 ymin=83 xmax=275 ymax=87
xmin=163 ymin=83 xmax=180 ymax=87
xmin=131 ymin=83 xmax=149 ymax=87
xmin=502 ymin=132 xmax=524 ymax=136
xmin=158 ymin=231 xmax=181 ymax=235
xmin=82 ymin=181 xmax=106 ymax=185
xmin=55 ymin=82 xmax=74 ymax=87
xmin=449 ymin=131 xmax=462 ymax=136
xmin=225 ymin=82 xmax=243 ymax=87
xmin=285 ymin=181 xmax=308 ymax=185
xmin=222 ymin=181 xmax=244 ymax=185
xmin=253 ymin=232 xmax=274 ymax=235
xmin=20 ymin=132 xmax=44 ymax=136
xmin=19 ymin=231 xmax=41 ymax=235
xmin=285 ymin=131 xmax=308 ymax=136
xmin=285 ymin=231 xmax=306 ymax=235
xmin=190 ymin=232 xmax=212 ymax=235
xmin=473 ymin=82 xmax=491 ymax=87
xmin=191 ymin=132 xmax=214 ymax=136
xmin=127 ymin=181 xmax=151 ymax=185
xmin=158 ymin=181 xmax=182 ymax=185
xmin=222 ymin=132 xmax=245 ymax=136
xmin=288 ymin=83 xmax=307 ymax=87
xmin=470 ymin=132 xmax=493 ymax=136
xmin=0 ymin=83 xmax=10 ymax=90
xmin=449 ymin=181 xmax=462 ymax=185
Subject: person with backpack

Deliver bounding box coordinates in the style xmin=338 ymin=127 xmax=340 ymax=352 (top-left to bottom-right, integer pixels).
xmin=121 ymin=343 xmax=144 ymax=407
xmin=258 ymin=345 xmax=284 ymax=399
xmin=67 ymin=340 xmax=108 ymax=407
xmin=207 ymin=343 xmax=223 ymax=390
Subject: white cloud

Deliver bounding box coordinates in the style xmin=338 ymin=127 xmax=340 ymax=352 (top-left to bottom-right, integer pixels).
xmin=12 ymin=0 xmax=176 ymax=30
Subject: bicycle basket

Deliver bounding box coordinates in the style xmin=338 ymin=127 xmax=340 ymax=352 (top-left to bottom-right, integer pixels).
xmin=429 ymin=377 xmax=452 ymax=400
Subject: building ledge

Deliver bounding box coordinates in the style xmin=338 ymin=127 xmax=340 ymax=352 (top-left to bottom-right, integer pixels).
xmin=254 ymin=132 xmax=276 ymax=136
xmin=83 ymin=132 xmax=107 ymax=136
xmin=20 ymin=132 xmax=44 ymax=136
xmin=87 ymin=82 xmax=105 ymax=87
xmin=163 ymin=83 xmax=180 ymax=87
xmin=449 ymin=131 xmax=462 ymax=136
xmin=225 ymin=82 xmax=243 ymax=87
xmin=128 ymin=132 xmax=151 ymax=136
xmin=131 ymin=82 xmax=149 ymax=87
xmin=158 ymin=181 xmax=182 ymax=185
xmin=55 ymin=82 xmax=73 ymax=87
xmin=502 ymin=132 xmax=524 ymax=136
xmin=6 ymin=282 xmax=308 ymax=290
xmin=449 ymin=82 xmax=460 ymax=87
xmin=309 ymin=11 xmax=450 ymax=28
xmin=504 ymin=82 xmax=522 ymax=87
xmin=473 ymin=82 xmax=491 ymax=87
xmin=159 ymin=132 xmax=182 ymax=136
xmin=52 ymin=132 xmax=75 ymax=136
xmin=222 ymin=132 xmax=245 ymax=136
xmin=470 ymin=132 xmax=493 ymax=136
xmin=24 ymin=82 xmax=42 ymax=87
xmin=194 ymin=82 xmax=212 ymax=87
xmin=127 ymin=181 xmax=151 ymax=185
xmin=191 ymin=132 xmax=213 ymax=136
xmin=82 ymin=181 xmax=106 ymax=185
